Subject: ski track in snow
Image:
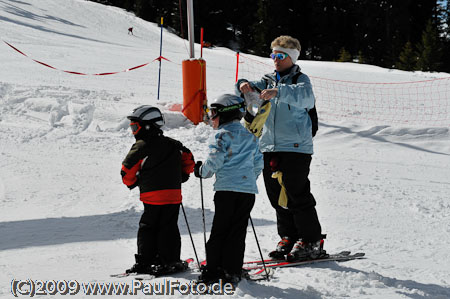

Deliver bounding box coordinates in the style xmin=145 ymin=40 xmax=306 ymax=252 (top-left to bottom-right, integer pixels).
xmin=1 ymin=0 xmax=450 ymax=298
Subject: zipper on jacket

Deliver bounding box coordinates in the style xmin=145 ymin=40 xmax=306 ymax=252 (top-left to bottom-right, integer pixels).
xmin=272 ymin=79 xmax=279 ymax=148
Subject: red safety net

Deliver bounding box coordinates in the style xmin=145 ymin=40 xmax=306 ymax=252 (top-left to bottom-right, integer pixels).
xmin=236 ymin=53 xmax=450 ymax=127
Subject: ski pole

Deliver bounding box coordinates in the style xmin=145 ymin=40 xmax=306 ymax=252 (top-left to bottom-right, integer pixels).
xmin=249 ymin=215 xmax=270 ymax=280
xmin=200 ymin=177 xmax=207 ymax=253
xmin=157 ymin=17 xmax=163 ymax=100
xmin=180 ymin=203 xmax=201 ymax=269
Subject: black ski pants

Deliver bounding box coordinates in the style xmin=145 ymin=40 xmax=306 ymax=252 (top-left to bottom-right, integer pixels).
xmin=263 ymin=152 xmax=322 ymax=243
xmin=137 ymin=203 xmax=181 ymax=265
xmin=206 ymin=191 xmax=255 ymax=275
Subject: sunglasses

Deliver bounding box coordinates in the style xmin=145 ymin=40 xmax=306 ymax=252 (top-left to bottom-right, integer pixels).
xmin=130 ymin=122 xmax=142 ymax=135
xmin=270 ymin=53 xmax=289 ymax=60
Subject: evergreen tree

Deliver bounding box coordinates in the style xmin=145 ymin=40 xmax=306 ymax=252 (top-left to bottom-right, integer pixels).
xmin=196 ymin=1 xmax=232 ymax=45
xmin=85 ymin=0 xmax=446 ymax=71
xmin=134 ymin=0 xmax=155 ymax=22
xmin=416 ymin=19 xmax=443 ymax=71
xmin=226 ymin=0 xmax=259 ymax=52
xmin=337 ymin=48 xmax=352 ymax=62
xmin=357 ymin=50 xmax=365 ymax=64
xmin=441 ymin=0 xmax=450 ymax=72
xmin=252 ymin=0 xmax=274 ymax=55
xmin=396 ymin=41 xmax=417 ymax=71
xmin=123 ymin=0 xmax=135 ymax=11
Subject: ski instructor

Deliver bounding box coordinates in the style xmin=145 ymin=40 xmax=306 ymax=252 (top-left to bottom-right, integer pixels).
xmin=235 ymin=35 xmax=326 ymax=262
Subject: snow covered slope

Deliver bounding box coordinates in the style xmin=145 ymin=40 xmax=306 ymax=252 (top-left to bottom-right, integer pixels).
xmin=1 ymin=0 xmax=449 ymax=298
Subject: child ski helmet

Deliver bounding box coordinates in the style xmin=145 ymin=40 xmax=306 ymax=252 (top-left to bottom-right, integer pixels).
xmin=127 ymin=105 xmax=165 ymax=135
xmin=209 ymin=94 xmax=246 ymax=126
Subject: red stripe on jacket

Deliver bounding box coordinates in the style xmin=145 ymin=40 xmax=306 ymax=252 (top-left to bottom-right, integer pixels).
xmin=140 ymin=189 xmax=182 ymax=205
xmin=121 ymin=160 xmax=142 ymax=187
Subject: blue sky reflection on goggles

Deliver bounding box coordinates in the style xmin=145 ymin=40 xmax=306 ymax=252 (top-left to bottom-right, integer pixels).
xmin=270 ymin=53 xmax=289 ymax=60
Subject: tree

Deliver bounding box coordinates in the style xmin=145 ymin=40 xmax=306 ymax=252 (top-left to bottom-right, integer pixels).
xmin=440 ymin=0 xmax=450 ymax=72
xmin=337 ymin=47 xmax=352 ymax=62
xmin=396 ymin=41 xmax=417 ymax=71
xmin=85 ymin=0 xmax=446 ymax=71
xmin=134 ymin=0 xmax=157 ymax=22
xmin=357 ymin=50 xmax=365 ymax=64
xmin=123 ymin=0 xmax=135 ymax=11
xmin=252 ymin=0 xmax=275 ymax=55
xmin=416 ymin=19 xmax=443 ymax=71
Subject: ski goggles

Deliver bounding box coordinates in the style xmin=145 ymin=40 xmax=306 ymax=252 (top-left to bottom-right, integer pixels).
xmin=270 ymin=53 xmax=289 ymax=60
xmin=207 ymin=107 xmax=219 ymax=119
xmin=129 ymin=122 xmax=142 ymax=135
xmin=207 ymin=102 xmax=246 ymax=119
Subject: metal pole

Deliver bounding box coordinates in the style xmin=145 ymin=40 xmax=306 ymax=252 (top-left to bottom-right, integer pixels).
xmin=186 ymin=0 xmax=195 ymax=58
xmin=200 ymin=177 xmax=207 ymax=252
xmin=157 ymin=17 xmax=163 ymax=100
xmin=180 ymin=203 xmax=201 ymax=269
xmin=249 ymin=216 xmax=270 ymax=280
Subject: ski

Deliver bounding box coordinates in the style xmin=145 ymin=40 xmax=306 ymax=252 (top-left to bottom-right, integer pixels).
xmin=197 ymin=257 xmax=283 ymax=268
xmin=111 ymin=258 xmax=194 ymax=279
xmin=243 ymin=250 xmax=354 ymax=266
xmin=243 ymin=250 xmax=350 ymax=267
xmin=243 ymin=257 xmax=286 ymax=265
xmin=243 ymin=267 xmax=274 ymax=281
xmin=110 ymin=272 xmax=156 ymax=280
xmin=243 ymin=251 xmax=365 ymax=271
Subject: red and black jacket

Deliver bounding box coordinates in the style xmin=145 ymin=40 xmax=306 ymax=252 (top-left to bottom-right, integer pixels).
xmin=121 ymin=135 xmax=194 ymax=205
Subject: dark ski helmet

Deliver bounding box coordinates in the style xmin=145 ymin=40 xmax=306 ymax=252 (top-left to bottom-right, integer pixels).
xmin=209 ymin=94 xmax=246 ymax=126
xmin=127 ymin=105 xmax=165 ymax=135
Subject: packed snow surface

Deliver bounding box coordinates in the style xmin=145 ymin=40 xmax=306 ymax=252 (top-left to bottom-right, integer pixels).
xmin=1 ymin=0 xmax=449 ymax=298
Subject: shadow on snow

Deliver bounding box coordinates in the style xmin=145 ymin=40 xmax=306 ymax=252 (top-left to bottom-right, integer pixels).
xmin=315 ymin=262 xmax=450 ymax=299
xmin=0 ymin=206 xmax=275 ymax=251
xmin=320 ymin=122 xmax=450 ymax=156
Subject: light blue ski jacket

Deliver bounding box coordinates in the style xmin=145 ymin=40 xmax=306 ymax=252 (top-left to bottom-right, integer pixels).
xmin=199 ymin=120 xmax=263 ymax=194
xmin=236 ymin=65 xmax=315 ymax=154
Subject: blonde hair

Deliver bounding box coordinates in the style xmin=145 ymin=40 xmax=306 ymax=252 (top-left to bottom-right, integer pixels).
xmin=271 ymin=35 xmax=301 ymax=52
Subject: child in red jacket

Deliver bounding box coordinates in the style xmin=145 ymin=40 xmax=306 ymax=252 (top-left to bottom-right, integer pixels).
xmin=121 ymin=105 xmax=194 ymax=275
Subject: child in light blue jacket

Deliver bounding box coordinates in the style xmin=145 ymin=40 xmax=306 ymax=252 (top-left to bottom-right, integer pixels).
xmin=194 ymin=94 xmax=263 ymax=284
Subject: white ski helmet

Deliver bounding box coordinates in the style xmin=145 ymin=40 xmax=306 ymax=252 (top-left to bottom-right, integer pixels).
xmin=127 ymin=105 xmax=165 ymax=134
xmin=209 ymin=94 xmax=246 ymax=125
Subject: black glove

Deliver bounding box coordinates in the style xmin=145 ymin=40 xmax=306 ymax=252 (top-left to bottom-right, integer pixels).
xmin=181 ymin=172 xmax=190 ymax=183
xmin=194 ymin=161 xmax=203 ymax=178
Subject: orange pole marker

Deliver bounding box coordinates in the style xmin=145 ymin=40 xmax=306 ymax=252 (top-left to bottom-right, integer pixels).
xmin=182 ymin=59 xmax=207 ymax=125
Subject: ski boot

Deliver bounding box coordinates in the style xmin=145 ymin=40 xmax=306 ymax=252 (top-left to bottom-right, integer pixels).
xmin=286 ymin=238 xmax=327 ymax=262
xmin=125 ymin=254 xmax=154 ymax=274
xmin=197 ymin=266 xmax=224 ymax=284
xmin=223 ymin=270 xmax=241 ymax=286
xmin=268 ymin=236 xmax=294 ymax=259
xmin=150 ymin=260 xmax=189 ymax=276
